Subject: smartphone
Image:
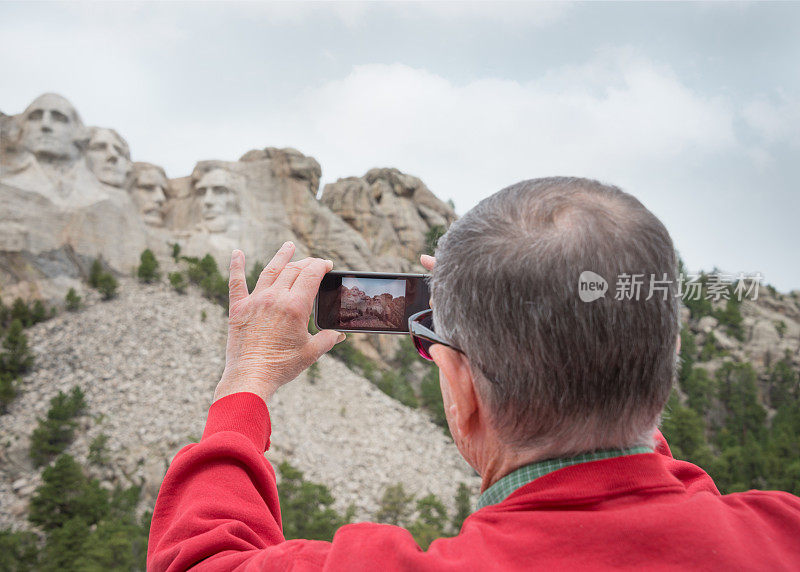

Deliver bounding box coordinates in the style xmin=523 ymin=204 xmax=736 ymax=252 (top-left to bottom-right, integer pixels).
xmin=314 ymin=271 xmax=430 ymax=333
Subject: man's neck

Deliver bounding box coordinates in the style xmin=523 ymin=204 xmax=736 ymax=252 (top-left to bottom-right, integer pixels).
xmin=478 ymin=434 xmax=657 ymax=493
xmin=479 ymin=446 xmax=546 ymax=493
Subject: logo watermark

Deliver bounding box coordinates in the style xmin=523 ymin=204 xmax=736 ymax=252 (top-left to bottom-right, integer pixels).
xmin=578 ymin=271 xmax=608 ymax=302
xmin=577 ymin=271 xmax=763 ymax=302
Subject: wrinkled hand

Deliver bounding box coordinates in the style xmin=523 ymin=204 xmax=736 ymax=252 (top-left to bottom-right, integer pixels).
xmin=213 ymin=242 xmax=345 ymax=404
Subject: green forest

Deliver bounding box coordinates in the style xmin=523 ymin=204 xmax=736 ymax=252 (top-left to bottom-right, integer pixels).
xmin=661 ymin=280 xmax=800 ymax=495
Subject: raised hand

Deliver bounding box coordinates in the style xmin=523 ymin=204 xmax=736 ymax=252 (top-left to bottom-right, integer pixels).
xmin=213 ymin=242 xmax=344 ymax=404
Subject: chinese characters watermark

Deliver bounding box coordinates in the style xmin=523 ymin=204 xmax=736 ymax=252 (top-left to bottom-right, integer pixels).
xmin=578 ymin=271 xmax=763 ymax=302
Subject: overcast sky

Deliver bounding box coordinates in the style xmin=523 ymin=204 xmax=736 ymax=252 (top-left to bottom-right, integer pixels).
xmin=343 ymin=277 xmax=406 ymax=298
xmin=1 ymin=2 xmax=798 ymax=290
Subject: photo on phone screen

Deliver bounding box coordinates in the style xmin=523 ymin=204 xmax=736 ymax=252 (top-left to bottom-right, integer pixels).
xmin=315 ymin=271 xmax=430 ymax=333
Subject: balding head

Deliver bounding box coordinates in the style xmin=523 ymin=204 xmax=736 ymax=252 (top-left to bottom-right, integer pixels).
xmin=430 ymin=177 xmax=680 ymax=455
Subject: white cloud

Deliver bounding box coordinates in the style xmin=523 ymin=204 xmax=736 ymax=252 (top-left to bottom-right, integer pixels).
xmin=267 ymin=51 xmax=738 ymax=211
xmin=257 ymin=54 xmax=796 ymax=290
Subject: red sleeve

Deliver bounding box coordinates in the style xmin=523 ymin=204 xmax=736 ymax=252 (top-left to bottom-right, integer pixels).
xmin=147 ymin=392 xmax=451 ymax=571
xmin=146 ymin=392 xmax=334 ymax=571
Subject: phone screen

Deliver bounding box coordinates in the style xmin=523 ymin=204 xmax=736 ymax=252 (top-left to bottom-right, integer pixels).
xmin=315 ymin=271 xmax=430 ymax=333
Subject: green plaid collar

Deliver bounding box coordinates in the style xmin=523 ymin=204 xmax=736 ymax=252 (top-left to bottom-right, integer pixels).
xmin=477 ymin=446 xmax=653 ymax=510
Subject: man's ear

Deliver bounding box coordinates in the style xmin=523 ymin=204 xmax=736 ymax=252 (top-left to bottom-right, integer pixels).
xmin=430 ymin=345 xmax=479 ymax=439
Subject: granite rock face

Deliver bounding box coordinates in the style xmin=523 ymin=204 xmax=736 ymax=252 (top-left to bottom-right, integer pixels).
xmin=0 ymin=94 xmax=475 ymax=534
xmin=0 ymin=94 xmax=148 ymax=301
xmin=321 ymin=168 xmax=457 ymax=272
xmin=1 ymin=95 xmax=453 ymax=304
xmin=339 ymin=286 xmax=406 ymax=329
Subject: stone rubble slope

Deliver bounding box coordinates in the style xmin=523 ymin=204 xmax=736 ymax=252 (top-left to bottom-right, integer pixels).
xmin=0 ymin=279 xmax=479 ymax=530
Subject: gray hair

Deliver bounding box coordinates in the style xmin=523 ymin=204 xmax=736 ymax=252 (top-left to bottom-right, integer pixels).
xmin=430 ymin=177 xmax=679 ymax=455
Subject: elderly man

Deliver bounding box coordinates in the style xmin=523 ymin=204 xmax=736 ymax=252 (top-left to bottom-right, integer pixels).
xmin=148 ymin=178 xmax=800 ymax=570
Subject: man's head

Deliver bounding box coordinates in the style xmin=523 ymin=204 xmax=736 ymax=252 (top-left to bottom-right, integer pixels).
xmin=193 ymin=168 xmax=241 ymax=233
xmin=86 ymin=127 xmax=132 ymax=188
xmin=132 ymin=163 xmax=169 ymax=227
xmin=429 ymin=177 xmax=679 ymax=462
xmin=19 ymin=93 xmax=85 ymax=162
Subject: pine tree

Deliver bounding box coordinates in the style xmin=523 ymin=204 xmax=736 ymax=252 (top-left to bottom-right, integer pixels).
xmin=72 ymin=485 xmax=149 ymax=570
xmin=768 ymin=355 xmax=798 ymax=406
xmin=307 ymin=361 xmax=320 ymax=384
xmin=96 ymin=272 xmax=118 ymax=300
xmin=420 ymin=367 xmax=447 ymax=428
xmin=29 ymin=454 xmax=109 ymax=531
xmin=29 ymin=387 xmax=88 ymax=466
xmin=451 ymin=483 xmax=472 ymax=533
xmin=88 ymin=259 xmax=104 ymax=289
xmin=65 ymin=288 xmax=82 ymax=312
xmin=184 ymin=253 xmax=229 ymax=307
xmin=31 ymin=300 xmax=48 ymax=324
xmin=425 ymin=225 xmax=446 ymax=256
xmin=660 ymin=391 xmax=707 ymax=459
xmin=715 ymin=361 xmax=767 ymax=448
xmin=714 ymin=297 xmax=744 ymax=341
xmin=171 ymin=242 xmax=181 ymax=261
xmin=41 ymin=517 xmax=90 ymax=571
xmin=0 ymin=298 xmax=8 ymax=330
xmin=137 ymin=249 xmax=161 ymax=283
xmin=169 ymin=272 xmax=187 ymax=294
xmin=246 ymin=260 xmax=263 ymax=293
xmin=0 ymin=528 xmax=40 ymax=570
xmin=1 ymin=319 xmax=34 ymax=377
xmin=10 ymin=298 xmax=32 ymax=328
xmin=88 ymin=433 xmax=110 ymax=466
xmin=0 ymin=372 xmax=17 ymax=413
xmin=408 ymin=494 xmax=448 ymax=549
xmin=376 ymin=483 xmax=414 ymax=526
xmin=88 ymin=258 xmax=118 ymax=300
xmin=277 ymin=462 xmax=350 ymax=541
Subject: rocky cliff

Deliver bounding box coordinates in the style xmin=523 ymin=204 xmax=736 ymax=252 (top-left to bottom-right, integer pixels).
xmin=0 ymin=94 xmax=455 ymax=304
xmin=0 ymin=93 xmax=471 ymax=534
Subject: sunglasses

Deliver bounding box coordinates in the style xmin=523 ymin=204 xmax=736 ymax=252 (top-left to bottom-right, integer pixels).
xmin=408 ymin=309 xmax=463 ymax=361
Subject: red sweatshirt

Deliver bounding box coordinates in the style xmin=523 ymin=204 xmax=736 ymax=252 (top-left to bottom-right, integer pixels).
xmin=148 ymin=392 xmax=800 ymax=571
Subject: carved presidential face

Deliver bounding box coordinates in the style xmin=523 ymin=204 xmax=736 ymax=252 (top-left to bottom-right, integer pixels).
xmin=194 ymin=168 xmax=240 ymax=233
xmin=133 ymin=165 xmax=168 ymax=227
xmin=86 ymin=128 xmax=132 ymax=188
xmin=19 ymin=93 xmax=83 ymax=161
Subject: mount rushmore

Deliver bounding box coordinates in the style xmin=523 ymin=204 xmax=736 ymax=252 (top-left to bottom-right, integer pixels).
xmin=0 ymin=93 xmax=457 ymax=303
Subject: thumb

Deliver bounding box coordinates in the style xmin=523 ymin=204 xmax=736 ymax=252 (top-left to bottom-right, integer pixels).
xmin=308 ymin=329 xmax=346 ymax=360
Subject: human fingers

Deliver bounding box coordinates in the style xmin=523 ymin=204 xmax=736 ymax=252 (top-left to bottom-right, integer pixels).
xmin=307 ymin=329 xmax=346 ymax=362
xmin=291 ymin=258 xmax=333 ymax=313
xmin=228 ymin=250 xmax=248 ymax=307
xmin=420 ymin=254 xmax=436 ymax=271
xmin=272 ymin=257 xmax=320 ymax=291
xmin=254 ymin=241 xmax=295 ymax=293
